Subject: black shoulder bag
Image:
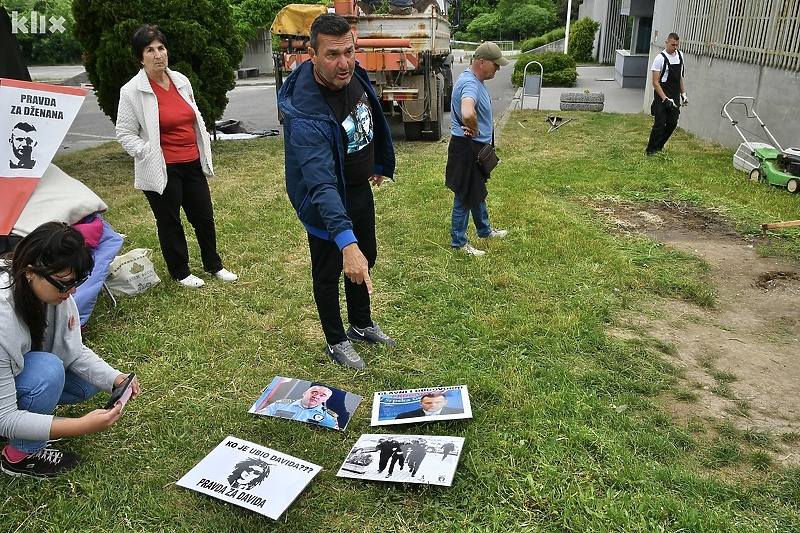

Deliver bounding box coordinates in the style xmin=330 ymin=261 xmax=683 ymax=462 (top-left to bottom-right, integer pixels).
xmin=454 ymin=113 xmax=500 ymax=178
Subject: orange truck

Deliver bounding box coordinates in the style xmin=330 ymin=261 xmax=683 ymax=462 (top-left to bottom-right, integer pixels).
xmin=271 ymin=1 xmax=457 ymax=141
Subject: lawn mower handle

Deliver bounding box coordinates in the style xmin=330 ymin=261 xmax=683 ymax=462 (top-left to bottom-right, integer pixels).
xmin=721 ymin=96 xmax=783 ymax=153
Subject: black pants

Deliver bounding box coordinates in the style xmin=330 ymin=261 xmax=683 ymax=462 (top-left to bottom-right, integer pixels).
xmin=143 ymin=159 xmax=222 ymax=280
xmin=407 ymin=453 xmax=425 ymax=475
xmin=377 ymin=450 xmax=392 ymax=472
xmin=388 ymin=452 xmax=404 ymax=475
xmin=647 ymin=100 xmax=681 ymax=153
xmin=308 ymin=182 xmax=377 ymax=345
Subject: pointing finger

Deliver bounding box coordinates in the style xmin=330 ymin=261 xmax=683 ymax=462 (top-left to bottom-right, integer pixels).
xmin=364 ymin=273 xmax=373 ymax=294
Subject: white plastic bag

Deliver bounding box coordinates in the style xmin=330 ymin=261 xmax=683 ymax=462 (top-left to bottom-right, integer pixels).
xmin=106 ymin=248 xmax=161 ymax=296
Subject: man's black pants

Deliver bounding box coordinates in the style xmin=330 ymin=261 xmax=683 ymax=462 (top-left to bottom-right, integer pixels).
xmin=647 ymin=100 xmax=681 ymax=153
xmin=308 ymin=182 xmax=377 ymax=345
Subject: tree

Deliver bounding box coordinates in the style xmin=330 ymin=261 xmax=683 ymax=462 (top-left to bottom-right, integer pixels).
xmin=568 ymin=16 xmax=599 ymax=62
xmin=465 ymin=11 xmax=501 ymax=41
xmin=460 ymin=0 xmax=558 ymax=42
xmin=229 ymin=0 xmax=308 ymax=41
xmin=506 ymin=4 xmax=558 ymax=41
xmin=72 ymin=0 xmax=244 ymax=125
xmin=5 ymin=0 xmax=82 ymax=64
xmin=497 ymin=0 xmax=554 ymax=19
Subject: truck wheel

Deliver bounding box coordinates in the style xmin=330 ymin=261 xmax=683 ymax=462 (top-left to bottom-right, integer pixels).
xmin=422 ymin=76 xmax=444 ymax=141
xmin=404 ymin=121 xmax=423 ymax=141
xmin=749 ymin=168 xmax=762 ymax=182
xmin=422 ymin=104 xmax=442 ymax=141
xmin=442 ymin=66 xmax=453 ymax=112
xmin=787 ymin=178 xmax=799 ymax=193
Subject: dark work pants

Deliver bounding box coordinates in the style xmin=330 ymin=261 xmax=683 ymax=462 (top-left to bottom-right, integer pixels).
xmin=143 ymin=159 xmax=222 ymax=280
xmin=307 ymin=182 xmax=377 ymax=345
xmin=647 ymin=101 xmax=681 ymax=153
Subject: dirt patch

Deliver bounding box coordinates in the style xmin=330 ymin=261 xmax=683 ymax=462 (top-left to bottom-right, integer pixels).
xmin=595 ymin=199 xmax=800 ymax=465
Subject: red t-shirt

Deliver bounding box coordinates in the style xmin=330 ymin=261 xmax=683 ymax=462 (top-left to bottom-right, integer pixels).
xmin=150 ymin=78 xmax=200 ymax=164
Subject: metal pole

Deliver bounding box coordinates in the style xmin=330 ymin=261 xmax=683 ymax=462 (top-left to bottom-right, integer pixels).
xmin=564 ymin=0 xmax=573 ymax=54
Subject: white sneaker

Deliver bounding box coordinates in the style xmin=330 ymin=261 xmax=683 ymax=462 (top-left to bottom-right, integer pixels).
xmin=178 ymin=274 xmax=205 ymax=288
xmin=486 ymin=229 xmax=508 ymax=238
xmin=209 ymin=268 xmax=238 ymax=282
xmin=462 ymin=244 xmax=486 ymax=256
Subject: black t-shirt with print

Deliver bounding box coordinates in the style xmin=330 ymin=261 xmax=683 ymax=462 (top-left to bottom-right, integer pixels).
xmin=319 ymin=80 xmax=375 ymax=186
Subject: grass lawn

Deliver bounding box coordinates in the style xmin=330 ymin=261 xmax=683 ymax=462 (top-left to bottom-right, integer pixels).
xmin=2 ymin=109 xmax=799 ymax=532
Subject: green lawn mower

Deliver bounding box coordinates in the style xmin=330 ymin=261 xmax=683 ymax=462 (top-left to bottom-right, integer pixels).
xmin=723 ymin=96 xmax=800 ymax=193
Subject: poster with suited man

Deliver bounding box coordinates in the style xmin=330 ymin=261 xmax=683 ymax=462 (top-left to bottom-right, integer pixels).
xmin=370 ymin=385 xmax=472 ymax=426
xmin=249 ymin=376 xmax=362 ymax=431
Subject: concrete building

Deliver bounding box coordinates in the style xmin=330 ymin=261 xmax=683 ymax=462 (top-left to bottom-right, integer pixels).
xmin=582 ymin=0 xmax=800 ymax=150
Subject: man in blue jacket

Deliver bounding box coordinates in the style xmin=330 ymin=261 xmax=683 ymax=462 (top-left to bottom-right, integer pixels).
xmin=278 ymin=13 xmax=396 ymax=369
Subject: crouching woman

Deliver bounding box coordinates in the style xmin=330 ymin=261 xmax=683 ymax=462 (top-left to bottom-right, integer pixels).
xmin=0 ymin=222 xmax=140 ymax=478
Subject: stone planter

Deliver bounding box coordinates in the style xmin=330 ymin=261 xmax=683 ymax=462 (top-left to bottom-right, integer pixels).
xmin=560 ymin=91 xmax=604 ymax=111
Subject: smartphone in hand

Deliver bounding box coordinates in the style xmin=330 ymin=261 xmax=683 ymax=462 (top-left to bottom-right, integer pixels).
xmin=105 ymin=372 xmax=135 ymax=410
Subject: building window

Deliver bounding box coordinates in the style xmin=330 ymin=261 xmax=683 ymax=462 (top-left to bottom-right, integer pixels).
xmin=634 ymin=17 xmax=652 ymax=54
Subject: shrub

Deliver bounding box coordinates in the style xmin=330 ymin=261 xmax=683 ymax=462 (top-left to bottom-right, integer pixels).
xmin=568 ymin=17 xmax=600 ymax=63
xmin=512 ymin=51 xmax=577 ymax=87
xmin=520 ymin=36 xmax=547 ymax=52
xmin=520 ymin=27 xmax=566 ymax=53
xmin=72 ymin=0 xmax=244 ymax=125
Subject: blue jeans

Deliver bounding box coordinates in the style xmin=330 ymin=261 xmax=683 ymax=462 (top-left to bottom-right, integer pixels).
xmin=11 ymin=351 xmax=99 ymax=454
xmin=450 ymin=195 xmax=491 ymax=248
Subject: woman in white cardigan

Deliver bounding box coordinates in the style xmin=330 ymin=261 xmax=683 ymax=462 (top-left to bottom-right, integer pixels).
xmin=116 ymin=24 xmax=237 ymax=288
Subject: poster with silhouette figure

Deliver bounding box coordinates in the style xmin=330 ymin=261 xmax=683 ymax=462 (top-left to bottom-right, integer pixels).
xmin=0 ymin=79 xmax=86 ymax=233
xmin=249 ymin=376 xmax=362 ymax=431
xmin=337 ymin=434 xmax=465 ymax=486
xmin=177 ymin=435 xmax=321 ymax=519
xmin=370 ymin=385 xmax=472 ymax=426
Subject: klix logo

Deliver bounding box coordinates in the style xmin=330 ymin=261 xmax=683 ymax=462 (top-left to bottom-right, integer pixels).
xmin=10 ymin=11 xmax=67 ymax=34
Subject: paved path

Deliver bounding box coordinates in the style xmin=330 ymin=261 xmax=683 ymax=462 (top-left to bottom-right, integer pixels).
xmin=513 ymin=65 xmax=645 ymax=114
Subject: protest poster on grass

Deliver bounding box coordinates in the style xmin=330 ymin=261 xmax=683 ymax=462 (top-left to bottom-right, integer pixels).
xmin=177 ymin=435 xmax=321 ymax=519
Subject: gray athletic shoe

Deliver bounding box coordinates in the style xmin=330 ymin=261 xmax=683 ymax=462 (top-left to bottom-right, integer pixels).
xmin=326 ymin=340 xmax=366 ymax=369
xmin=346 ymin=321 xmax=397 ymax=346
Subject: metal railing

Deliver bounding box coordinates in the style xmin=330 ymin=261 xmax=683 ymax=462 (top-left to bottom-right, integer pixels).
xmin=675 ymin=0 xmax=800 ymax=71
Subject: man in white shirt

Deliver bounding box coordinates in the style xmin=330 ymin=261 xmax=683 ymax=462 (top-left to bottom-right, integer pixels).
xmin=646 ymin=33 xmax=687 ymax=156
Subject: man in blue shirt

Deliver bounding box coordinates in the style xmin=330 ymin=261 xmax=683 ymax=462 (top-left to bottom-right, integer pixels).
xmin=445 ymin=41 xmax=509 ymax=257
xmin=259 ymin=385 xmax=339 ymax=429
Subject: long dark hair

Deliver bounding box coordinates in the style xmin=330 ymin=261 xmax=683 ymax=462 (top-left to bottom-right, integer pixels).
xmin=0 ymin=222 xmax=93 ymax=350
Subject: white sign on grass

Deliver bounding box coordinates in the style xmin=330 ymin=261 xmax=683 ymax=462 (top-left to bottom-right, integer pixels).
xmin=337 ymin=434 xmax=465 ymax=487
xmin=177 ymin=435 xmax=321 ymax=519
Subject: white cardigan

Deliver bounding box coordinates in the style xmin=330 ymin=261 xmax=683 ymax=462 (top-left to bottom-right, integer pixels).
xmin=116 ymin=68 xmax=214 ymax=194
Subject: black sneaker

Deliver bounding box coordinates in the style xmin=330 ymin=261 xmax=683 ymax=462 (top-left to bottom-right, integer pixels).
xmin=326 ymin=340 xmax=366 ymax=369
xmin=1 ymin=447 xmax=81 ymax=478
xmin=346 ymin=321 xmax=397 ymax=346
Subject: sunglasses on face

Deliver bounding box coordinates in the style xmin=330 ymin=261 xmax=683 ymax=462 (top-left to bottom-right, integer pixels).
xmin=40 ymin=271 xmax=88 ymax=293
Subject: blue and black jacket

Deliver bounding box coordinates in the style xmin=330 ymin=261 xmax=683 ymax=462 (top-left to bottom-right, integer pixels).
xmin=278 ymin=60 xmax=395 ymax=249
